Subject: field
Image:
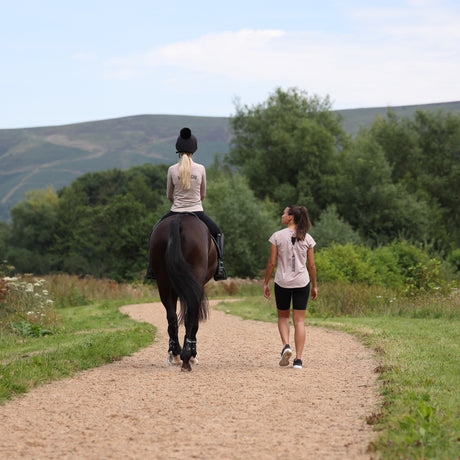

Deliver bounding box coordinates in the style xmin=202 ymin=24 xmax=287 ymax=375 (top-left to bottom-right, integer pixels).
xmin=0 ymin=275 xmax=459 ymax=458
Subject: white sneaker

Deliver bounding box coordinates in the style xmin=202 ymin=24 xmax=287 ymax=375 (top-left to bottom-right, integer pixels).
xmin=279 ymin=345 xmax=292 ymax=366
xmin=292 ymin=359 xmax=303 ymax=369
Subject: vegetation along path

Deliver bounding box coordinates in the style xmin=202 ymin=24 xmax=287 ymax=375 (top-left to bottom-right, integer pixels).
xmin=0 ymin=301 xmax=379 ymax=459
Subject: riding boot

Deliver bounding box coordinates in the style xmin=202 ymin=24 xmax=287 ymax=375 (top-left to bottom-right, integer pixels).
xmin=214 ymin=233 xmax=228 ymax=281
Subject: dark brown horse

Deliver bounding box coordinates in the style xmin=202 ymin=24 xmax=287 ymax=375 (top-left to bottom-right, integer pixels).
xmin=148 ymin=214 xmax=217 ymax=372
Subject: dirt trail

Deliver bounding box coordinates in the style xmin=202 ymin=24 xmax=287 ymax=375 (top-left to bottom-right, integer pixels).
xmin=0 ymin=301 xmax=379 ymax=459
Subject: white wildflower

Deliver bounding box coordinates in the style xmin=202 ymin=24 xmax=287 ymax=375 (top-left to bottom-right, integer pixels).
xmin=3 ymin=276 xmax=18 ymax=282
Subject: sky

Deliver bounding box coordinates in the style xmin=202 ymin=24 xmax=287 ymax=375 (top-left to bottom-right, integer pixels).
xmin=1 ymin=0 xmax=459 ymax=129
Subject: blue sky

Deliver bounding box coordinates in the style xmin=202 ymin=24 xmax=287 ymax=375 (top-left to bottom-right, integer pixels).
xmin=2 ymin=0 xmax=459 ymax=129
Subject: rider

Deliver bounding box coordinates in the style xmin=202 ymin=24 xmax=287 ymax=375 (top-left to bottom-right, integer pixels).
xmin=146 ymin=127 xmax=227 ymax=281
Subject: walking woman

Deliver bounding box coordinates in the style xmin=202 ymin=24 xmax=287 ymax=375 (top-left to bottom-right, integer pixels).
xmin=146 ymin=127 xmax=227 ymax=281
xmin=263 ymin=205 xmax=317 ymax=369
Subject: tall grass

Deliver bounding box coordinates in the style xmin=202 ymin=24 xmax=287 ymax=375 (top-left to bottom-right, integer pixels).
xmin=212 ymin=279 xmax=460 ymax=459
xmin=309 ymin=281 xmax=459 ymax=319
xmin=1 ymin=272 xmax=156 ymax=336
xmin=45 ymin=274 xmax=156 ymax=308
xmin=0 ymin=274 xmax=57 ymax=335
xmin=0 ymin=273 xmax=157 ymax=403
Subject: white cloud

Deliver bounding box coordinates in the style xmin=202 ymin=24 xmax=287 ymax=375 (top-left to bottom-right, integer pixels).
xmin=102 ymin=3 xmax=459 ymax=109
xmin=105 ymin=29 xmax=286 ymax=80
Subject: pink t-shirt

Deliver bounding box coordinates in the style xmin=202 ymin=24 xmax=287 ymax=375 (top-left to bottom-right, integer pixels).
xmin=167 ymin=160 xmax=206 ymax=212
xmin=269 ymin=228 xmax=316 ymax=288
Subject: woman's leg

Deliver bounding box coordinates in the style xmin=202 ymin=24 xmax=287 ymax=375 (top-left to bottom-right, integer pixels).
xmin=195 ymin=212 xmax=227 ymax=280
xmin=291 ymin=284 xmax=310 ymax=360
xmin=275 ymin=283 xmax=292 ymax=346
xmin=277 ymin=308 xmax=291 ymax=346
xmin=292 ymin=309 xmax=306 ymax=359
xmin=195 ymin=211 xmax=220 ymax=237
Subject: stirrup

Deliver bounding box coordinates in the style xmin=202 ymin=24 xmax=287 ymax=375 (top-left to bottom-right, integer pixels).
xmin=214 ymin=261 xmax=227 ymax=281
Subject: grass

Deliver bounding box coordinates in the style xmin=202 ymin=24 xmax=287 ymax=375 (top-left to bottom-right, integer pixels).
xmin=0 ymin=273 xmax=157 ymax=404
xmin=0 ymin=299 xmax=156 ymax=403
xmin=213 ymin=284 xmax=460 ymax=460
xmin=1 ymin=274 xmax=459 ymax=458
xmin=310 ymin=316 xmax=460 ymax=459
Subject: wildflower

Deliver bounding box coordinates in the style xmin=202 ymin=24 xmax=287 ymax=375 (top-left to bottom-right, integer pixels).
xmin=3 ymin=276 xmax=18 ymax=282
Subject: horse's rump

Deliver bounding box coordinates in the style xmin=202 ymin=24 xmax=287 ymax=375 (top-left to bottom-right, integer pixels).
xmin=150 ymin=214 xmax=216 ymax=324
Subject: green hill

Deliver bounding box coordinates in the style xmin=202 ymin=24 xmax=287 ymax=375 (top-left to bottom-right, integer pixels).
xmin=1 ymin=102 xmax=459 ymax=221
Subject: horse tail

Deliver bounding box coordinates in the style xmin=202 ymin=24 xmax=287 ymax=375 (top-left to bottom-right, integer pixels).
xmin=165 ymin=216 xmax=208 ymax=325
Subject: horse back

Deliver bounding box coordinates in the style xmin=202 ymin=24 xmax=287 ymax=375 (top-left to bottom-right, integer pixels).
xmin=149 ymin=214 xmax=217 ymax=285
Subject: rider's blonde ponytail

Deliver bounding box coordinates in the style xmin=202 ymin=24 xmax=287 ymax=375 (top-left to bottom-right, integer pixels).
xmin=178 ymin=154 xmax=192 ymax=189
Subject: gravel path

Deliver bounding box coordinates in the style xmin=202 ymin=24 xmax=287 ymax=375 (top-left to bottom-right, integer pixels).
xmin=0 ymin=300 xmax=379 ymax=459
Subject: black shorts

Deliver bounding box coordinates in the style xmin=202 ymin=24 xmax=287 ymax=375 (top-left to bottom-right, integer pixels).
xmin=274 ymin=283 xmax=311 ymax=311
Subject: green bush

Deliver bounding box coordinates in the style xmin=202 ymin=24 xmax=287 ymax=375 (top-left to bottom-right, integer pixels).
xmin=315 ymin=241 xmax=453 ymax=291
xmin=315 ymin=244 xmax=376 ymax=284
xmin=447 ymin=248 xmax=460 ymax=273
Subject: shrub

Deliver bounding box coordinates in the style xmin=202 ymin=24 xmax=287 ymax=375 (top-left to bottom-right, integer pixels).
xmin=314 ymin=241 xmax=454 ymax=292
xmin=447 ymin=248 xmax=460 ymax=273
xmin=0 ymin=274 xmax=57 ymax=334
xmin=315 ymin=244 xmax=377 ymax=284
xmin=309 ymin=205 xmax=362 ymax=248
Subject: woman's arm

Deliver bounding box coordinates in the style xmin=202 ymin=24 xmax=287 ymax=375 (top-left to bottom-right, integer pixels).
xmin=200 ymin=167 xmax=206 ymax=201
xmin=167 ymin=169 xmax=174 ymax=203
xmin=263 ymin=244 xmax=278 ymax=299
xmin=307 ymin=247 xmax=317 ymax=300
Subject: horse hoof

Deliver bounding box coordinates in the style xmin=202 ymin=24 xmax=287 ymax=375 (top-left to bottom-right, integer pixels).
xmin=189 ymin=356 xmax=199 ymax=365
xmin=181 ymin=362 xmax=192 ymax=372
xmin=167 ymin=352 xmax=182 ymax=366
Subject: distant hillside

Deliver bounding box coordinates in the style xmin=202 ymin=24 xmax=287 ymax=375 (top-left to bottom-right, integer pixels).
xmin=1 ymin=101 xmax=459 ymax=221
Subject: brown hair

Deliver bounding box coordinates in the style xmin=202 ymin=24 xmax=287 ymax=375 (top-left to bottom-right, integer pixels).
xmin=288 ymin=205 xmax=311 ymax=241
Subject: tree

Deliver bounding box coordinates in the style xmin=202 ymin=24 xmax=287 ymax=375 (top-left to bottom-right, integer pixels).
xmin=51 ymin=165 xmax=171 ymax=280
xmin=0 ymin=221 xmax=12 ymax=263
xmin=334 ymin=131 xmax=433 ymax=245
xmin=309 ymin=204 xmax=362 ymax=248
xmin=370 ymin=109 xmax=460 ymax=249
xmin=205 ymin=169 xmax=279 ymax=278
xmin=57 ymin=194 xmax=150 ymax=280
xmin=226 ymin=87 xmax=348 ymax=217
xmin=7 ymin=187 xmax=59 ymax=274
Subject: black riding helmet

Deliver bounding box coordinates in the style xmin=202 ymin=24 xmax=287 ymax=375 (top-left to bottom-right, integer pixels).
xmin=176 ymin=127 xmax=198 ymax=154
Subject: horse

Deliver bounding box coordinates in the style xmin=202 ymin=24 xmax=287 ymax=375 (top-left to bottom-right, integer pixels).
xmin=148 ymin=214 xmax=218 ymax=372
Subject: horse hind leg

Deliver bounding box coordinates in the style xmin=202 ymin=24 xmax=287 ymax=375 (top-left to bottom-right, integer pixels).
xmin=165 ymin=300 xmax=182 ymax=366
xmin=167 ymin=338 xmax=182 ymax=366
xmin=180 ymin=336 xmax=197 ymax=372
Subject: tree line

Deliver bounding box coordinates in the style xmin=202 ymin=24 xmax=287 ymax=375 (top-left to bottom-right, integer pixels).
xmin=0 ymin=88 xmax=459 ymax=281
